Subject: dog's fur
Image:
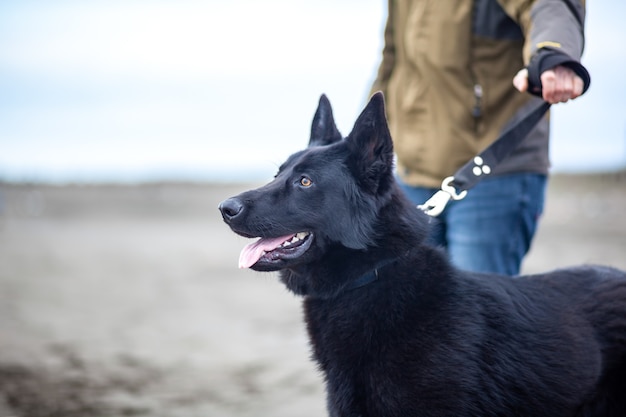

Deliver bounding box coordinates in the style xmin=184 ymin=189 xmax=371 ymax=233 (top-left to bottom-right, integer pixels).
xmin=219 ymin=93 xmax=626 ymax=417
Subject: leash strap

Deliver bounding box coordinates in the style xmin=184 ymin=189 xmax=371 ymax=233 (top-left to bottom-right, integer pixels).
xmin=419 ymin=98 xmax=551 ymax=217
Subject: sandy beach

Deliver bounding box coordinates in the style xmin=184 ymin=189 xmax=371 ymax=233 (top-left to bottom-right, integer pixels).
xmin=1 ymin=172 xmax=625 ymax=416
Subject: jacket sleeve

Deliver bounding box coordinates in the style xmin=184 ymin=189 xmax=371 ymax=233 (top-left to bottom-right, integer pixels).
xmin=369 ymin=0 xmax=396 ymax=98
xmin=498 ymin=0 xmax=590 ymax=95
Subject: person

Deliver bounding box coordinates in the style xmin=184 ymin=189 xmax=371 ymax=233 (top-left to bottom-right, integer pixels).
xmin=370 ymin=0 xmax=590 ymax=276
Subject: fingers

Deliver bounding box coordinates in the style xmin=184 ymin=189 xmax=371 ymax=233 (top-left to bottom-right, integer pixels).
xmin=513 ymin=65 xmax=584 ymax=104
xmin=540 ymin=65 xmax=584 ymax=104
xmin=512 ymin=68 xmax=529 ymax=92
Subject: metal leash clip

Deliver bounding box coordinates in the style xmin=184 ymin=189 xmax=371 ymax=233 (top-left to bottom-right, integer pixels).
xmin=417 ymin=176 xmax=468 ymax=217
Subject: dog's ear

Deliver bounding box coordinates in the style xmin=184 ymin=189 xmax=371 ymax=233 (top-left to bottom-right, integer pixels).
xmin=309 ymin=94 xmax=342 ymax=147
xmin=345 ymin=92 xmax=394 ymax=194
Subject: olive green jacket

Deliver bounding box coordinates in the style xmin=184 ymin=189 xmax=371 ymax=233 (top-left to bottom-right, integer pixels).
xmin=371 ymin=0 xmax=589 ymax=187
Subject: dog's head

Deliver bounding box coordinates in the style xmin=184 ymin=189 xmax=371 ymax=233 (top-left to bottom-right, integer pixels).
xmin=219 ymin=93 xmax=398 ymax=272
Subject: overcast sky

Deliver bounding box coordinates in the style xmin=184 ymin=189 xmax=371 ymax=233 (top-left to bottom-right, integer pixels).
xmin=1 ymin=0 xmax=625 ymax=183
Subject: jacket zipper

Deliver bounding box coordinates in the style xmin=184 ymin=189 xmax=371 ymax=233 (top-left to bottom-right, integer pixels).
xmin=472 ymin=83 xmax=483 ymax=133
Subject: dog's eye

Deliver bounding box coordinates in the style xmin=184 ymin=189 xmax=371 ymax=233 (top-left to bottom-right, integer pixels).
xmin=300 ymin=176 xmax=313 ymax=187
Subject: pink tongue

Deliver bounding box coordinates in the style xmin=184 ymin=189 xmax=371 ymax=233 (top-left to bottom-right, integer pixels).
xmin=238 ymin=234 xmax=295 ymax=269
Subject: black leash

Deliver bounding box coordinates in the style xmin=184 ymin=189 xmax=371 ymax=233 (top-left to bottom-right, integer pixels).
xmin=419 ymin=98 xmax=551 ymax=216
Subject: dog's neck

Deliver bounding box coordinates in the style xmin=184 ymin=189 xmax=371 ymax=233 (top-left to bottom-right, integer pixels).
xmin=298 ymin=251 xmax=409 ymax=301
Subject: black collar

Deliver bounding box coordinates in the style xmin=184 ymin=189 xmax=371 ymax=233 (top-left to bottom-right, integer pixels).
xmin=345 ymin=256 xmax=400 ymax=292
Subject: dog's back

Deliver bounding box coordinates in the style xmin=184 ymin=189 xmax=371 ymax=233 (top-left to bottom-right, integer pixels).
xmin=219 ymin=93 xmax=626 ymax=416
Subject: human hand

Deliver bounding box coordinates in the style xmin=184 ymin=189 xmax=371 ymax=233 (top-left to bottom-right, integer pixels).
xmin=513 ymin=65 xmax=584 ymax=104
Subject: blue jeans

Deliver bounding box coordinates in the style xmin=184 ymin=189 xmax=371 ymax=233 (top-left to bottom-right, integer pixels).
xmin=399 ymin=173 xmax=547 ymax=276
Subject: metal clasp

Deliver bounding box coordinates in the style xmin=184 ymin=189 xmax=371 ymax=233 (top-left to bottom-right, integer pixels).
xmin=417 ymin=176 xmax=468 ymax=217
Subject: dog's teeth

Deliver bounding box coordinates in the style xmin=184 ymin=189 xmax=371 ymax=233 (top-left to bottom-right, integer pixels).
xmin=276 ymin=233 xmax=308 ymax=249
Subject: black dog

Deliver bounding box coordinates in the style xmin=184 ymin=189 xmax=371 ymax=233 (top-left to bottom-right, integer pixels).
xmin=219 ymin=93 xmax=626 ymax=417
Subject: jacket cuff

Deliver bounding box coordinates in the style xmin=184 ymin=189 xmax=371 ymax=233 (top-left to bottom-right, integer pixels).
xmin=527 ymin=48 xmax=591 ymax=97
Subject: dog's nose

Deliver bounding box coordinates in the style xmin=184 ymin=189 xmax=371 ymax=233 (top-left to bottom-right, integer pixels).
xmin=219 ymin=198 xmax=244 ymax=222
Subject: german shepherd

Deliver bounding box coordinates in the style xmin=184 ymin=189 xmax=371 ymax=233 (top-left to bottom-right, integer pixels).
xmin=219 ymin=93 xmax=626 ymax=416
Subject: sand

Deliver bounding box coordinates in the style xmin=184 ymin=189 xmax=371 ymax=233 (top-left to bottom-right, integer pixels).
xmin=1 ymin=172 xmax=625 ymax=416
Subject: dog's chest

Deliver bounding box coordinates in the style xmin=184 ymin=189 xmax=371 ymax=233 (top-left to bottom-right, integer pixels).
xmin=302 ymin=295 xmax=445 ymax=414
